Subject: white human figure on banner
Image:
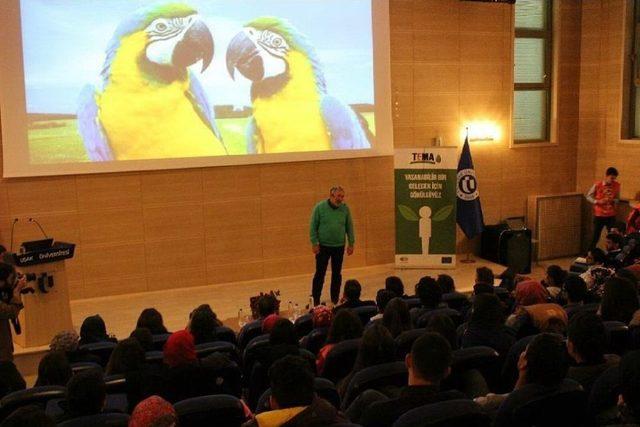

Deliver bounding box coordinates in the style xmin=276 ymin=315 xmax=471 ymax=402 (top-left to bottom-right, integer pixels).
xmin=419 ymin=206 xmax=432 ymax=255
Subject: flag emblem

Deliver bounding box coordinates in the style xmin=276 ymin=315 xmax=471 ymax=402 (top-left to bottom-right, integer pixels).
xmin=457 ymin=169 xmax=479 ymax=201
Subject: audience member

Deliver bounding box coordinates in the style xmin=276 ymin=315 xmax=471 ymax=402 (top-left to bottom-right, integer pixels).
xmin=543 ymin=265 xmax=567 ymax=300
xmin=34 ymin=350 xmax=72 ymax=387
xmin=129 ymin=327 xmax=154 ymax=352
xmin=261 ymin=313 xmax=282 ymax=334
xmin=385 ymin=276 xmax=407 ymax=298
xmin=425 ymin=314 xmax=458 ymax=350
xmin=435 ymin=274 xmax=455 ymax=294
xmin=358 ymin=333 xmax=464 ymax=427
xmin=476 ymin=267 xmax=495 ymax=287
xmin=129 ymin=395 xmax=178 ymax=427
xmin=382 ymin=297 xmax=412 ymax=338
xmin=65 ymin=369 xmax=107 ymax=420
xmin=338 ymin=323 xmax=397 ymax=398
xmin=254 ymin=318 xmax=303 ymax=372
xmin=105 ymin=337 xmax=145 ymax=376
xmin=317 ymin=309 xmax=363 ymax=375
xmin=566 ymin=311 xmax=619 ymax=394
xmin=563 ymin=275 xmax=588 ymax=312
xmin=599 ymin=277 xmax=640 ymax=324
xmin=188 ymin=304 xmax=223 ymax=344
xmin=79 ymin=314 xmax=116 ymax=346
xmin=311 ymin=305 xmax=333 ymax=329
xmin=0 ymin=405 xmax=55 ymax=427
xmin=411 ymin=276 xmax=443 ymax=324
xmin=136 ymin=308 xmax=169 ymax=335
xmin=370 ymin=289 xmax=395 ymax=322
xmin=50 ymin=329 xmax=100 ymax=365
xmin=335 ymin=279 xmax=372 ymax=311
xmin=461 ymin=294 xmax=515 ymax=357
xmin=257 ymin=294 xmax=279 ymax=319
xmin=507 ymin=280 xmax=566 ymax=337
xmin=493 ymin=334 xmax=578 ymax=427
xmin=244 ymin=355 xmax=346 ymax=427
xmin=581 ymin=248 xmax=615 ymax=298
xmin=0 ymin=361 xmax=25 ymax=399
xmin=616 ymin=350 xmax=640 ymax=425
xmin=605 ymin=232 xmax=624 ymax=268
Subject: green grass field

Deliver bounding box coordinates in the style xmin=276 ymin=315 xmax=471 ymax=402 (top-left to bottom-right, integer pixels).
xmin=28 ymin=113 xmax=376 ymax=164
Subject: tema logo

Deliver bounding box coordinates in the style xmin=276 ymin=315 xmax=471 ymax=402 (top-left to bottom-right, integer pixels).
xmin=410 ymin=153 xmax=441 ymax=164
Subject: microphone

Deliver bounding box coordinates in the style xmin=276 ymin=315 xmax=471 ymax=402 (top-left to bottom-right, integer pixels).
xmin=10 ymin=218 xmax=18 ymax=252
xmin=28 ymin=218 xmax=48 ymax=239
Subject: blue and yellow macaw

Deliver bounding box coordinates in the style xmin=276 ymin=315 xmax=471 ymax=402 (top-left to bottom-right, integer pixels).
xmin=225 ymin=17 xmax=372 ymax=154
xmin=78 ymin=3 xmax=227 ymax=161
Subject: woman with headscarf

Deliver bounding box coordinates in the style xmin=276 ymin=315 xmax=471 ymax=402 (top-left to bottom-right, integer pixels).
xmin=506 ymin=280 xmax=567 ymax=338
xmin=79 ymin=314 xmax=116 ymax=346
xmin=129 ymin=395 xmax=177 ymax=427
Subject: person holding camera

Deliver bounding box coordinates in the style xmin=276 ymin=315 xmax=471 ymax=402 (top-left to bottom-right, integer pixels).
xmin=0 ymin=263 xmax=27 ymax=361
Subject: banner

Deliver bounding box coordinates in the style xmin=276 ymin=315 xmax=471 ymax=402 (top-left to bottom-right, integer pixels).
xmin=395 ymin=148 xmax=457 ymax=268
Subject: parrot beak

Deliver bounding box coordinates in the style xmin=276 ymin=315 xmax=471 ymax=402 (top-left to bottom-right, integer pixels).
xmin=172 ymin=19 xmax=214 ymax=72
xmin=226 ymin=30 xmax=264 ymax=82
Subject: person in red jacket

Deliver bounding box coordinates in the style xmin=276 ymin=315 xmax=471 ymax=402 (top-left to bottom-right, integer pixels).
xmin=586 ymin=167 xmax=621 ymax=249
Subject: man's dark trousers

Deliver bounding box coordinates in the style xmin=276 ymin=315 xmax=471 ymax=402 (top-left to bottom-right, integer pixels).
xmin=312 ymin=245 xmax=345 ymax=305
xmin=590 ymin=216 xmax=616 ymax=249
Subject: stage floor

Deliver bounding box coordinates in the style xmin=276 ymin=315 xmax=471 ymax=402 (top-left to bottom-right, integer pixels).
xmin=13 ymin=256 xmax=572 ymax=379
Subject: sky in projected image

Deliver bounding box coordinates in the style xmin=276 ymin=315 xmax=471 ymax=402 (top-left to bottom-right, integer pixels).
xmin=21 ymin=0 xmax=374 ymax=114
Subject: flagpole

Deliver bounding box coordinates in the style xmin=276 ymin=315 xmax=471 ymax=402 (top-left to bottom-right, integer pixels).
xmin=459 ymin=127 xmax=478 ymax=264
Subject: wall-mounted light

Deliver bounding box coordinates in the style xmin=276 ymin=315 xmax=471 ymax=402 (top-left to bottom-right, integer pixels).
xmin=461 ymin=122 xmax=501 ymax=143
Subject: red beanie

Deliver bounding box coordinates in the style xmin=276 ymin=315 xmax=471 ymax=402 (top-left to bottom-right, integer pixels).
xmin=262 ymin=314 xmax=281 ymax=333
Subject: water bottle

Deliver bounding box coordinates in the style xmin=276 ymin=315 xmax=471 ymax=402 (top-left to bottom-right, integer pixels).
xmin=308 ymin=295 xmax=314 ymax=311
xmin=287 ymin=301 xmax=294 ymax=320
xmin=238 ymin=308 xmax=245 ymax=328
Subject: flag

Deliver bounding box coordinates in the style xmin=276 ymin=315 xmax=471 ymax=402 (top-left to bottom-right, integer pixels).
xmin=456 ymin=136 xmax=484 ymax=239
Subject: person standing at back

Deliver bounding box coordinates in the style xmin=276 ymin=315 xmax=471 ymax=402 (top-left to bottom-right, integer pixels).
xmin=586 ymin=167 xmax=621 ymax=250
xmin=310 ymin=186 xmax=355 ymax=306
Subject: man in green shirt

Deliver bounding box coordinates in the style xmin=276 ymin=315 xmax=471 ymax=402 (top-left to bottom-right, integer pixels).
xmin=309 ymin=186 xmax=355 ymax=306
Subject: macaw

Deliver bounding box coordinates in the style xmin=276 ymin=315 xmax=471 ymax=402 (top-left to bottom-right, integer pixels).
xmin=225 ymin=17 xmax=372 ymax=154
xmin=78 ymin=3 xmax=227 ymax=161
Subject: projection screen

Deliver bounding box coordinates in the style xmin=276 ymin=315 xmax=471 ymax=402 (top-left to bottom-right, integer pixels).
xmin=0 ymin=0 xmax=392 ymax=177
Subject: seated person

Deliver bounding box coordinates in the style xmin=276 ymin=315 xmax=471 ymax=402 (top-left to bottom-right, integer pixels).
xmin=0 ymin=360 xmax=26 ymax=399
xmin=507 ymin=280 xmax=566 ymax=338
xmin=562 ymin=275 xmax=588 ymax=318
xmin=129 ymin=395 xmax=178 ymax=427
xmin=62 ymin=369 xmax=107 ymax=421
xmin=542 ymin=265 xmax=567 ymax=301
xmin=599 ymin=277 xmax=640 ymax=324
xmin=436 ymin=274 xmax=469 ymax=312
xmin=50 ymin=330 xmax=100 ymax=365
xmin=317 ymin=309 xmax=363 ymax=375
xmin=460 ymin=294 xmax=515 ymax=357
xmin=334 ymin=280 xmax=374 ymax=312
xmin=410 ymin=276 xmax=444 ymax=324
xmin=604 ymin=232 xmax=624 ymax=269
xmin=188 ymin=304 xmax=223 ymax=345
xmin=253 ymin=318 xmax=305 ymax=371
xmin=382 ymin=298 xmax=412 ymax=338
xmin=358 ymin=333 xmax=465 ymax=427
xmin=370 ymin=289 xmax=395 ymax=322
xmin=580 ymin=248 xmax=615 ymax=298
xmin=136 ymin=308 xmax=169 ymax=335
xmin=493 ymin=333 xmax=581 ymax=427
xmin=79 ymin=314 xmax=117 ymax=346
xmin=243 ymin=355 xmax=346 ymax=427
xmin=614 ymin=350 xmax=640 ymax=425
xmin=385 ymin=276 xmax=408 ymax=298
xmin=476 ymin=267 xmax=495 ymax=289
xmin=566 ymin=311 xmax=619 ymax=395
xmin=627 ymin=204 xmax=640 ymax=234
xmin=35 ymin=351 xmax=72 ymax=387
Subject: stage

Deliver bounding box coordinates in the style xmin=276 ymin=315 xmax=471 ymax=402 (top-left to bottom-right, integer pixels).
xmin=13 ymin=256 xmax=572 ymax=380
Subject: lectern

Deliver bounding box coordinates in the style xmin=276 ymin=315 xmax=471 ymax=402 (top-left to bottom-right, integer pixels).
xmin=10 ymin=239 xmax=76 ymax=348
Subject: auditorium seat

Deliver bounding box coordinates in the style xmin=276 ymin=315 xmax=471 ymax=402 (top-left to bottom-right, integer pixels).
xmin=70 ymin=362 xmax=102 ymax=376
xmin=351 ymin=305 xmax=378 ymax=327
xmin=151 ymin=333 xmax=171 ymax=351
xmin=565 ymin=303 xmax=599 ymax=320
xmin=588 ymin=365 xmax=621 ymax=422
xmin=174 ymin=394 xmax=245 ymax=427
xmin=213 ymin=326 xmax=238 ymax=345
xmin=237 ymin=320 xmax=263 ymax=350
xmin=416 ymin=308 xmax=462 ymax=328
xmin=442 ymin=292 xmax=470 ymax=312
xmin=393 ymin=399 xmax=490 ymax=427
xmin=57 ymin=413 xmax=129 ymax=427
xmin=301 ymin=327 xmax=329 ymax=355
xmin=255 ymin=377 xmax=340 ymax=413
xmin=196 ymin=341 xmax=241 ymax=364
xmin=0 ymin=386 xmax=65 ymax=421
xmin=78 ymin=342 xmax=117 ymax=367
xmin=103 ymin=374 xmax=126 ymax=394
xmin=341 ymin=361 xmax=408 ymax=409
xmin=511 ymin=387 xmax=588 ymax=426
xmin=404 ymin=298 xmax=421 ymax=310
xmin=603 ymin=320 xmax=630 ymax=355
xmin=321 ymin=338 xmax=361 ymax=384
xmin=144 ymin=350 xmax=164 ymax=365
xmin=294 ymin=313 xmax=313 ymax=339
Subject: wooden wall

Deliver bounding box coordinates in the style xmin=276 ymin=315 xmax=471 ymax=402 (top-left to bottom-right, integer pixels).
xmin=577 ymin=0 xmax=640 ymax=200
xmin=0 ymin=0 xmax=582 ymax=300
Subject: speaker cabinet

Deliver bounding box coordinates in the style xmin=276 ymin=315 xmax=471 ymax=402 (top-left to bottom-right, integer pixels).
xmin=481 ymin=224 xmax=532 ymax=274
